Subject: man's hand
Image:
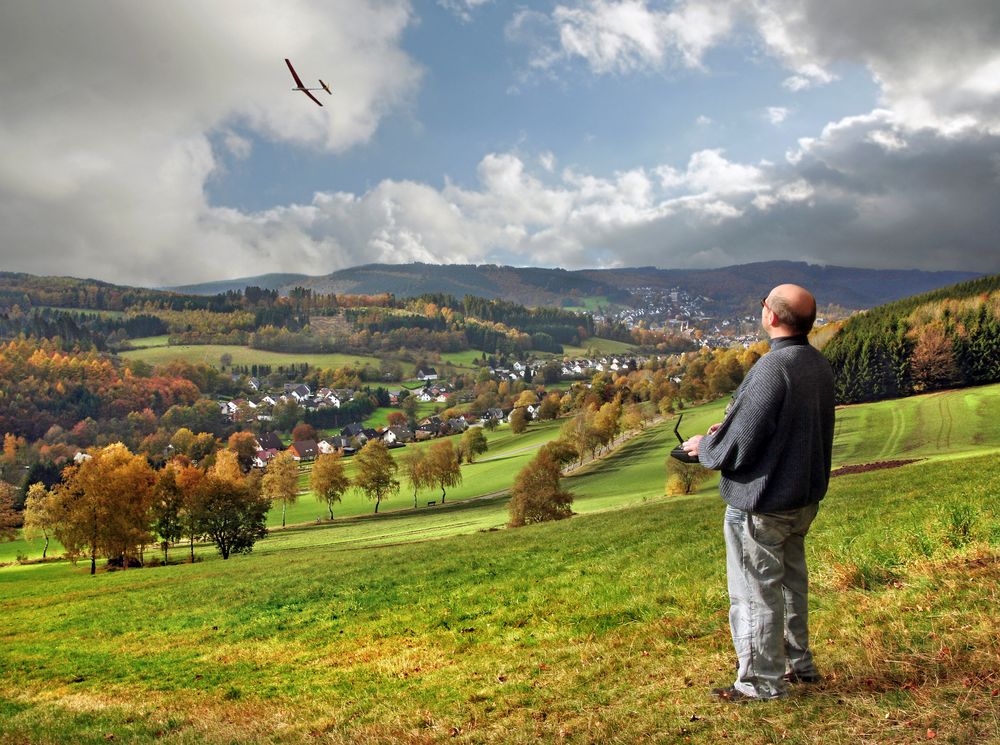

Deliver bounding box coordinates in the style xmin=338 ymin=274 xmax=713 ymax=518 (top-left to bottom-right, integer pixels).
xmin=684 ymin=423 xmax=720 ymax=456
xmin=683 ymin=434 xmax=703 ymax=456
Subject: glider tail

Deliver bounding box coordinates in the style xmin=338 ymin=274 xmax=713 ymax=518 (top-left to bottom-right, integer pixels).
xmin=319 ymin=79 xmax=332 ymax=95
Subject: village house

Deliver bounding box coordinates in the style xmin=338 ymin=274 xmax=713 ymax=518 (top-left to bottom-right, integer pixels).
xmin=483 ymin=408 xmax=505 ymax=422
xmin=252 ymin=448 xmax=279 ymax=469
xmin=288 ymin=439 xmax=318 ymax=461
xmin=288 ymin=384 xmax=311 ymax=402
xmin=383 ymin=426 xmax=414 ymax=444
xmin=254 ymin=432 xmax=284 ymax=452
xmin=318 ymin=436 xmax=354 ymax=456
xmin=341 ymin=422 xmax=366 ymax=440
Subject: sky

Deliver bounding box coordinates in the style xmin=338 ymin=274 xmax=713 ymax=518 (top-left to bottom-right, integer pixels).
xmin=1 ymin=1 xmax=998 ymax=287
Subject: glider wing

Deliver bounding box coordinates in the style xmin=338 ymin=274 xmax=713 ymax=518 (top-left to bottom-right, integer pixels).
xmin=301 ymin=89 xmax=323 ymax=107
xmin=285 ymin=58 xmax=305 ymax=88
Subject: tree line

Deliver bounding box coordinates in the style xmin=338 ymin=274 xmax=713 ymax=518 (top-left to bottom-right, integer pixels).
xmin=823 ymin=276 xmax=1000 ymax=403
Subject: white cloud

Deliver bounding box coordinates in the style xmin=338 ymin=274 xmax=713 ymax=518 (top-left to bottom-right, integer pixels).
xmin=516 ymin=0 xmax=735 ymax=75
xmin=695 ymin=114 xmax=712 ymax=126
xmin=3 ymin=0 xmax=1000 ymax=287
xmin=223 ymin=132 xmax=253 ymax=160
xmin=766 ymin=106 xmax=790 ymax=124
xmin=438 ymin=0 xmax=492 ymax=23
xmin=516 ymin=1 xmax=1000 ymax=135
xmin=0 ymin=0 xmax=421 ymax=285
xmin=746 ymin=0 xmax=1000 ymax=132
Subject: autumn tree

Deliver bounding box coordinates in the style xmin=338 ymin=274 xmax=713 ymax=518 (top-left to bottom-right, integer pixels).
xmin=53 ymin=443 xmax=156 ymax=574
xmin=401 ymin=396 xmax=419 ymax=425
xmin=150 ymin=464 xmax=185 ymax=563
xmin=0 ymin=480 xmax=20 ymax=542
xmin=561 ymin=408 xmax=601 ymax=464
xmin=665 ymin=457 xmax=711 ymax=495
xmin=459 ymin=427 xmax=488 ymax=463
xmin=192 ymin=474 xmax=269 ymax=559
xmin=509 ymin=407 xmax=529 ymax=434
xmin=621 ymin=403 xmax=644 ymax=434
xmin=910 ymin=323 xmax=960 ymax=392
xmin=262 ymin=451 xmax=299 ymax=528
xmin=188 ymin=432 xmax=218 ymax=463
xmin=292 ymin=422 xmax=317 ymax=442
xmin=353 ymin=440 xmax=399 ymax=514
xmin=387 ymin=411 xmax=408 ymax=428
xmin=0 ymin=434 xmax=26 ymax=487
xmin=515 ymin=390 xmax=538 ymax=408
xmin=593 ymin=399 xmax=622 ymax=453
xmin=427 ymin=440 xmax=462 ymax=503
xmin=169 ymin=428 xmax=196 ymax=457
xmin=401 ymin=447 xmax=432 ymax=508
xmin=536 ymin=393 xmax=561 ymax=421
xmin=508 ymin=439 xmax=576 ymax=527
xmin=23 ymin=482 xmax=56 ymax=558
xmin=210 ymin=448 xmax=244 ymax=484
xmin=311 ymin=452 xmax=350 ymax=520
xmin=227 ymin=431 xmax=258 ymax=473
xmin=173 ymin=460 xmax=204 ymax=562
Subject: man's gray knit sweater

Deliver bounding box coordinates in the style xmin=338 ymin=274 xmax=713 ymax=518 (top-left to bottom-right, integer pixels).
xmin=698 ymin=335 xmax=835 ymax=513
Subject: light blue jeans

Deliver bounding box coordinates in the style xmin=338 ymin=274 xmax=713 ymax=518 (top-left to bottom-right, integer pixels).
xmin=723 ymin=502 xmax=820 ymax=699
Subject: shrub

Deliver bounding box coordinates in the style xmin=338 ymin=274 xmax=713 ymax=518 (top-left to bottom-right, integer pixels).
xmin=665 ymin=458 xmax=710 ymax=495
xmin=941 ymin=503 xmax=979 ymax=548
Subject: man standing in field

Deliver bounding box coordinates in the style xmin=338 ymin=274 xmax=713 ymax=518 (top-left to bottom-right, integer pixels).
xmin=683 ymin=284 xmax=835 ymax=702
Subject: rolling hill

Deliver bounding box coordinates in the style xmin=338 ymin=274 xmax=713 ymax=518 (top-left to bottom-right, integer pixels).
xmin=2 ymin=385 xmax=998 ymax=742
xmin=164 ymin=261 xmax=980 ymax=314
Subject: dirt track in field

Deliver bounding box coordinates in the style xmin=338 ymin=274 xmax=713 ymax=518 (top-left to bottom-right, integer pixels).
xmin=830 ymin=458 xmax=923 ymax=477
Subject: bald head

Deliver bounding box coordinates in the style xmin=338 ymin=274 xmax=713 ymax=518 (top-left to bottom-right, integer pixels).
xmin=764 ymin=284 xmax=817 ymax=336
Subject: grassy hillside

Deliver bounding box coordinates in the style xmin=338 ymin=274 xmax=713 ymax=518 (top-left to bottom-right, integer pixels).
xmin=833 ymin=384 xmax=1000 ymax=465
xmin=562 ymin=337 xmax=638 ymax=356
xmin=119 ymin=342 xmax=387 ymax=374
xmin=1 ymin=452 xmax=997 ymax=742
xmin=2 ymin=385 xmax=999 ymax=742
xmin=5 ymin=384 xmax=1000 ymax=562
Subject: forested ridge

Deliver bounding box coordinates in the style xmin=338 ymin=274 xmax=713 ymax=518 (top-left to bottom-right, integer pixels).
xmin=824 ymin=274 xmax=1000 ymax=403
xmin=1 ymin=271 xmax=692 ymax=357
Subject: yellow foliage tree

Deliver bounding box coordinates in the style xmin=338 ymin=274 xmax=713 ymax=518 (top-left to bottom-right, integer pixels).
xmin=311 ymin=452 xmax=350 ymax=520
xmin=262 ymin=451 xmax=299 ymax=528
xmin=53 ymin=443 xmax=156 ymax=574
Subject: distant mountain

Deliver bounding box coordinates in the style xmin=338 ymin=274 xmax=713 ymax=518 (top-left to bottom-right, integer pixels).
xmin=169 ymin=262 xmax=980 ymax=315
xmin=575 ymin=261 xmax=983 ymax=313
xmin=165 ymin=273 xmax=314 ymax=295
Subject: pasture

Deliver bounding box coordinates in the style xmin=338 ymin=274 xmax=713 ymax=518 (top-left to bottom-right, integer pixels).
xmin=120 ymin=341 xmax=389 ymax=375
xmin=561 ymin=337 xmax=638 ymax=356
xmin=2 ymin=384 xmax=999 ymax=742
xmin=1 ymin=448 xmax=997 ymax=742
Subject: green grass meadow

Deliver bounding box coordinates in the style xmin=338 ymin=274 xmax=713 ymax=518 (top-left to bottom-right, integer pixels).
xmin=562 ymin=337 xmax=638 ymax=356
xmin=120 ymin=341 xmax=388 ymax=374
xmin=2 ymin=385 xmax=1000 ymax=743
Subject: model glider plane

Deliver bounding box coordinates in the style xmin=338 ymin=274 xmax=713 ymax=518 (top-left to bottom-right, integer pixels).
xmin=285 ymin=58 xmax=332 ymax=107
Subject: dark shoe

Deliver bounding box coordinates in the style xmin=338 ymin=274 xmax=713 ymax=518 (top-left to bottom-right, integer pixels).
xmin=783 ymin=671 xmax=822 ymax=684
xmin=710 ymin=686 xmax=755 ymax=703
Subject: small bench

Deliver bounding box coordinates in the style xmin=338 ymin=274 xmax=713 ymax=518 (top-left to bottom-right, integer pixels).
xmin=427 ymin=501 xmax=436 ymax=507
